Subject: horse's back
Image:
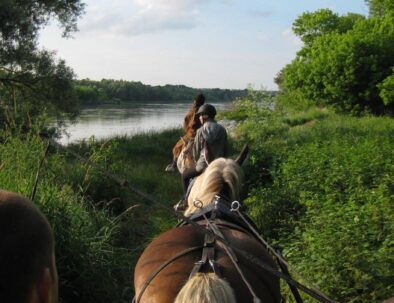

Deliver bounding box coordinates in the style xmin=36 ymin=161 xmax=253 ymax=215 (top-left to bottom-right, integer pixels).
xmin=134 ymin=222 xmax=281 ymax=303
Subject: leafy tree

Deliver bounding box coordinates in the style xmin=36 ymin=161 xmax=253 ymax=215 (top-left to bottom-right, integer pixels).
xmin=278 ymin=8 xmax=394 ymax=115
xmin=0 ymin=0 xmax=85 ymax=129
xmin=365 ymin=0 xmax=394 ymax=17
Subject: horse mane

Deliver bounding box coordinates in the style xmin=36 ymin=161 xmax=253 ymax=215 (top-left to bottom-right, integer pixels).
xmin=185 ymin=158 xmax=243 ymax=217
xmin=174 ymin=273 xmax=237 ymax=303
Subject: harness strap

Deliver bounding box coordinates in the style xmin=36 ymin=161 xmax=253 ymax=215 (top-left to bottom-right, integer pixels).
xmin=189 ymin=230 xmax=220 ymax=278
xmin=204 ymin=218 xmax=262 ymax=303
xmin=276 ymin=248 xmax=303 ymax=303
xmin=134 ymin=245 xmax=204 ymax=303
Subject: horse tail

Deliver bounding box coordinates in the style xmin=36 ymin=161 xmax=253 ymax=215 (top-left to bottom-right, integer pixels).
xmin=174 ymin=273 xmax=237 ymax=303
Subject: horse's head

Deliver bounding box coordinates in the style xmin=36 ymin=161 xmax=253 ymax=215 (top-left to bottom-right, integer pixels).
xmin=185 ymin=157 xmax=244 ymax=216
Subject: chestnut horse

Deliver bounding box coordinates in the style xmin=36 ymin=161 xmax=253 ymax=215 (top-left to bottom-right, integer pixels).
xmin=134 ymin=155 xmax=281 ymax=303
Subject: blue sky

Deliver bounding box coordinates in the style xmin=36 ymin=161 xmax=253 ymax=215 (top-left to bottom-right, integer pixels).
xmin=39 ymin=0 xmax=368 ymax=90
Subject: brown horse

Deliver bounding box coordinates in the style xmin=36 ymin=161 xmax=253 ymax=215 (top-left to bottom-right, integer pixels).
xmin=134 ymin=155 xmax=281 ymax=303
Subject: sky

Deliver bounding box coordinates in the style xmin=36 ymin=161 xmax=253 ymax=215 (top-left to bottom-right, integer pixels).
xmin=39 ymin=0 xmax=368 ymax=90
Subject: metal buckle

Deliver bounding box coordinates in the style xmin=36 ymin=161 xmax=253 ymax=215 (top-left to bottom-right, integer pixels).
xmin=231 ymin=200 xmax=240 ymax=212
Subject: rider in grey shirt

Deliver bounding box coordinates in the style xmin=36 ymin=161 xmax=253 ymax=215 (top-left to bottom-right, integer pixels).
xmin=193 ymin=118 xmax=227 ymax=172
xmin=175 ymin=104 xmax=227 ymax=211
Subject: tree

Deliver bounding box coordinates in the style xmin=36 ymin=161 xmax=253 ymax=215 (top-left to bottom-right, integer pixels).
xmin=365 ymin=0 xmax=394 ymax=17
xmin=277 ymin=8 xmax=394 ymax=115
xmin=0 ymin=0 xmax=85 ymax=129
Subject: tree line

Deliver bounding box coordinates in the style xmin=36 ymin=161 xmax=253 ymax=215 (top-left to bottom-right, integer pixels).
xmin=74 ymin=79 xmax=247 ymax=105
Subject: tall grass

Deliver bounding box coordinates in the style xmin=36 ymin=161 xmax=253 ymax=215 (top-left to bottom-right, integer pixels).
xmin=225 ymin=93 xmax=394 ymax=302
xmin=0 ymin=132 xmax=133 ymax=303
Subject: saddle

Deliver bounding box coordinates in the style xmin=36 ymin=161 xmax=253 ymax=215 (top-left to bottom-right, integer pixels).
xmin=177 ymin=138 xmax=195 ymax=174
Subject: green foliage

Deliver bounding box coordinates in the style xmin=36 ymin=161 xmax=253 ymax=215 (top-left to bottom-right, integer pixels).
xmin=279 ymin=8 xmax=394 ymax=115
xmin=228 ymin=96 xmax=394 ymax=302
xmin=0 ymin=132 xmax=132 ymax=303
xmin=366 ymin=0 xmax=394 ymax=17
xmin=75 ymin=78 xmax=248 ymax=104
xmin=0 ymin=0 xmax=85 ymax=130
xmin=379 ymin=68 xmax=394 ymax=105
xmin=292 ymin=9 xmax=365 ymax=46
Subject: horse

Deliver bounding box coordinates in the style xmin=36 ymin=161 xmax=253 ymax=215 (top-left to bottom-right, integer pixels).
xmin=134 ymin=149 xmax=281 ymax=303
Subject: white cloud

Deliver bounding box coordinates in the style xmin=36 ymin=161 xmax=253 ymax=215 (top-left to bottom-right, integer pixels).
xmin=79 ymin=0 xmax=220 ymax=36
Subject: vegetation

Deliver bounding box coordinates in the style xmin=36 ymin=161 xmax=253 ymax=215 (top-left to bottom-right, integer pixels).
xmin=0 ymin=128 xmax=190 ymax=302
xmin=222 ymin=90 xmax=394 ymax=302
xmin=276 ymin=1 xmax=394 ymax=115
xmin=74 ymin=78 xmax=248 ymax=104
xmin=0 ymin=132 xmax=133 ymax=303
xmin=0 ymin=0 xmax=84 ymax=129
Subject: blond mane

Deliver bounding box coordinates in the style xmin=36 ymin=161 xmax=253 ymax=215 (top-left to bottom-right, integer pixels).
xmin=185 ymin=158 xmax=243 ymax=217
xmin=174 ymin=273 xmax=237 ymax=303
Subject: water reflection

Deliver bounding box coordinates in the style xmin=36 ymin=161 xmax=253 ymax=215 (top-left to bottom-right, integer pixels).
xmin=59 ymin=102 xmax=230 ymax=145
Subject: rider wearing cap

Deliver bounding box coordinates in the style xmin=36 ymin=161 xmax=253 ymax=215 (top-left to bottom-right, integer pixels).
xmin=175 ymin=103 xmax=227 ymax=211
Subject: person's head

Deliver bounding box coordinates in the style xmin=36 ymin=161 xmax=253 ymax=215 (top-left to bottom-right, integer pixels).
xmin=0 ymin=190 xmax=58 ymax=303
xmin=193 ymin=94 xmax=205 ymax=108
xmin=196 ymin=103 xmax=217 ymax=124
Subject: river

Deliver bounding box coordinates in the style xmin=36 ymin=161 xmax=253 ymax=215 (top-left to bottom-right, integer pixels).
xmin=58 ymin=102 xmax=231 ymax=145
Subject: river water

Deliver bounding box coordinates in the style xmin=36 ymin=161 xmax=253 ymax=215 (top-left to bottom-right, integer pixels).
xmin=58 ymin=102 xmax=231 ymax=145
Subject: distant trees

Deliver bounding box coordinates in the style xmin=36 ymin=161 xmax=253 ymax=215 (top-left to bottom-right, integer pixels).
xmin=74 ymin=79 xmax=248 ymax=105
xmin=0 ymin=0 xmax=85 ymax=129
xmin=277 ymin=3 xmax=394 ymax=115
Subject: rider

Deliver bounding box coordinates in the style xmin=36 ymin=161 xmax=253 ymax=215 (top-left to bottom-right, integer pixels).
xmin=175 ymin=103 xmax=227 ymax=211
xmin=165 ymin=94 xmax=205 ymax=172
xmin=0 ymin=190 xmax=59 ymax=303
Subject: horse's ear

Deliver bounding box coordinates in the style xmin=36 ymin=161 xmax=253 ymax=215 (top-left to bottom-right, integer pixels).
xmin=235 ymin=144 xmax=249 ymax=166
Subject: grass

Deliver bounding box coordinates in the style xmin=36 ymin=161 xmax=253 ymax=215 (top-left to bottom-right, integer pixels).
xmin=224 ymin=94 xmax=394 ymax=303
xmin=0 ymin=133 xmax=133 ymax=303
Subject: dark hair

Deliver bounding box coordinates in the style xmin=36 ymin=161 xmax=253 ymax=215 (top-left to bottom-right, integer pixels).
xmin=194 ymin=94 xmax=205 ymax=107
xmin=0 ymin=191 xmax=54 ymax=303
